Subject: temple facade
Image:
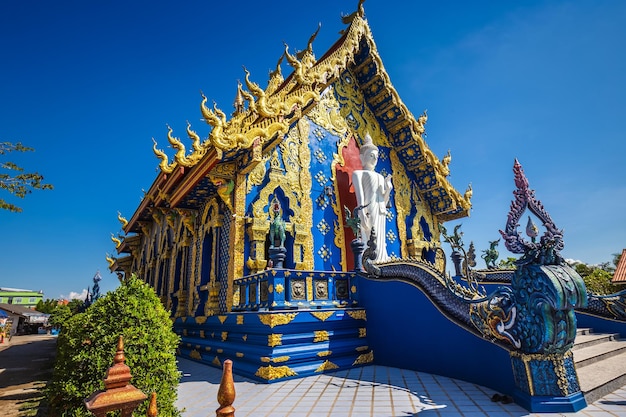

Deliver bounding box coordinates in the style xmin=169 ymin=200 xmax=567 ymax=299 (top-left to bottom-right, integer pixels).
xmin=110 ymin=8 xmax=471 ymax=319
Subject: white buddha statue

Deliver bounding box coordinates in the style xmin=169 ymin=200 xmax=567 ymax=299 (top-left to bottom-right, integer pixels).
xmin=352 ymin=133 xmax=393 ymax=262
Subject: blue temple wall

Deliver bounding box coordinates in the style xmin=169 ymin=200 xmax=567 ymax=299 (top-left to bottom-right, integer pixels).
xmin=358 ymin=275 xmax=516 ymax=396
xmin=576 ymin=312 xmax=626 ymax=337
xmin=308 ymin=121 xmax=343 ymax=270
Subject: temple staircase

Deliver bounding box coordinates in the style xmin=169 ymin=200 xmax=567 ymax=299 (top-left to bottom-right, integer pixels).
xmin=574 ymin=327 xmax=626 ymax=403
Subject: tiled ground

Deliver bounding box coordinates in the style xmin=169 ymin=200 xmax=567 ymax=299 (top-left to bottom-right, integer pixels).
xmin=176 ymin=357 xmax=626 ymax=417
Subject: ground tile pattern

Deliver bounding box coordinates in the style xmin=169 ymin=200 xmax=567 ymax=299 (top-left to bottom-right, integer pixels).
xmin=176 ymin=358 xmax=626 ymax=417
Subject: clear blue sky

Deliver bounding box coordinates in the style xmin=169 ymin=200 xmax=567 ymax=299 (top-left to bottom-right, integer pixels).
xmin=1 ymin=0 xmax=624 ymax=300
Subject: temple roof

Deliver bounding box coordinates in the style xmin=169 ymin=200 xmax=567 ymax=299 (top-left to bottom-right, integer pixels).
xmin=124 ymin=5 xmax=471 ymax=233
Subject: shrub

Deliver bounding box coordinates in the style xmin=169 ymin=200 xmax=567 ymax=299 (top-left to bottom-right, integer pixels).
xmin=47 ymin=274 xmax=180 ymax=416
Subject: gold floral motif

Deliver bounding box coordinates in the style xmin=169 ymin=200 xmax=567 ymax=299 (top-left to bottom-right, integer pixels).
xmin=199 ymin=330 xmax=205 ymax=339
xmin=236 ymin=315 xmax=244 ymax=325
xmin=317 ymin=351 xmax=332 ymax=357
xmin=271 ymin=356 xmax=290 ymax=363
xmin=358 ymin=328 xmax=367 ymax=338
xmin=310 ymin=311 xmax=334 ymax=322
xmin=258 ymin=313 xmax=298 ymax=328
xmin=268 ymin=334 xmax=283 ymax=347
xmin=221 ymin=332 xmax=228 ymax=342
xmin=313 ymin=331 xmax=330 ymax=342
xmin=195 ymin=316 xmax=207 ymax=324
xmin=190 ymin=349 xmax=201 ymax=360
xmin=255 ymin=365 xmax=298 ymax=381
xmin=353 ymin=351 xmax=374 ymax=365
xmin=218 ymin=316 xmax=227 ymax=324
xmin=242 ymin=335 xmax=248 ymax=341
xmin=389 ymin=149 xmax=411 ymax=257
xmin=217 ymin=349 xmax=223 ymax=353
xmin=236 ymin=352 xmax=244 ymax=358
xmin=212 ymin=356 xmax=221 ymax=367
xmin=315 ymin=360 xmax=339 ymax=373
xmin=347 ymin=310 xmax=367 ymax=321
xmin=306 ymin=87 xmax=348 ymax=138
xmin=356 ymin=346 xmax=369 ymax=352
xmin=205 ymin=346 xmax=211 ymax=351
xmin=275 ymin=283 xmax=284 ymax=294
xmin=333 ymin=71 xmax=389 ymax=148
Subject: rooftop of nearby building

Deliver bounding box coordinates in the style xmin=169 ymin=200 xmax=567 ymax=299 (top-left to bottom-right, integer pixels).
xmin=611 ymin=249 xmax=626 ymax=284
xmin=0 ymin=288 xmax=43 ymax=294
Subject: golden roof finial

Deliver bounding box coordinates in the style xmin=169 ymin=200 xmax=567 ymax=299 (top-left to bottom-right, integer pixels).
xmin=166 ymin=124 xmax=192 ymax=167
xmin=111 ymin=233 xmax=122 ymax=249
xmin=296 ymin=22 xmax=321 ymax=67
xmin=464 ymin=183 xmax=473 ymax=203
xmin=284 ymin=42 xmax=306 ymax=84
xmin=117 ymin=211 xmax=128 ymax=228
xmin=152 ymin=137 xmax=174 ymax=174
xmin=200 ymin=92 xmax=232 ymax=150
xmin=186 ymin=121 xmax=201 ymax=151
xmin=341 ymin=0 xmax=366 ymax=25
xmin=269 ymin=54 xmax=284 ymax=81
xmin=105 ymin=253 xmax=116 ymax=268
xmin=243 ymin=66 xmax=277 ymax=118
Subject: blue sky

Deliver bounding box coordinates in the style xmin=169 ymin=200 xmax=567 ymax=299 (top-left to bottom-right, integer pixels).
xmin=1 ymin=0 xmax=624 ymax=300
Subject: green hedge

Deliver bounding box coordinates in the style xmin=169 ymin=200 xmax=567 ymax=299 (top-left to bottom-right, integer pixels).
xmin=47 ymin=275 xmax=181 ymax=416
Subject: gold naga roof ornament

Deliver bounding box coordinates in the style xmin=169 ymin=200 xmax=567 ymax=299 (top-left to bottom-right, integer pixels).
xmin=111 ymin=233 xmax=122 ymax=249
xmin=166 ymin=124 xmax=194 ymax=168
xmin=283 ymin=43 xmax=311 ymax=86
xmin=266 ymin=54 xmax=284 ymax=95
xmin=341 ymin=0 xmax=366 ymax=26
xmin=185 ymin=121 xmax=209 ymax=165
xmin=242 ymin=66 xmax=279 ymax=118
xmin=117 ymin=211 xmax=129 ymax=228
xmin=152 ymin=137 xmax=175 ymax=174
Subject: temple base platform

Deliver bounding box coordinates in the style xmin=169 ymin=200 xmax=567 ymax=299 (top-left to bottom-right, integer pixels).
xmin=174 ymin=307 xmax=373 ymax=383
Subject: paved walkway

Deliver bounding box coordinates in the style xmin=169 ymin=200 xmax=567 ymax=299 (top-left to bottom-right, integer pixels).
xmin=176 ymin=357 xmax=626 ymax=417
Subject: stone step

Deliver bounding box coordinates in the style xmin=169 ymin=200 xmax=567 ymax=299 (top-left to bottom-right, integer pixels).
xmin=576 ymin=327 xmax=592 ymax=336
xmin=576 ymin=350 xmax=626 ymax=404
xmin=573 ymin=338 xmax=626 ymax=368
xmin=572 ymin=332 xmax=619 ymax=351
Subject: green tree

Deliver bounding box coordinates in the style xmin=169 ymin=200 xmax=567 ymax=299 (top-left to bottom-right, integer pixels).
xmin=48 ymin=304 xmax=72 ymax=330
xmin=47 ymin=274 xmax=180 ymax=416
xmin=67 ymin=298 xmax=85 ymax=314
xmin=570 ymin=260 xmax=621 ymax=295
xmin=1 ymin=141 xmax=53 ymax=212
xmin=35 ymin=298 xmax=59 ymax=314
xmin=584 ymin=268 xmax=620 ymax=295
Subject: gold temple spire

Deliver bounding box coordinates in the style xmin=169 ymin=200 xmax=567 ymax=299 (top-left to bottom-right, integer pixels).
xmin=233 ymin=81 xmax=245 ymax=116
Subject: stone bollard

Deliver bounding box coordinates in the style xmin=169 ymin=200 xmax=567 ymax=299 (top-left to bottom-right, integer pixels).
xmin=84 ymin=336 xmax=147 ymax=417
xmin=216 ymin=359 xmax=236 ymax=417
